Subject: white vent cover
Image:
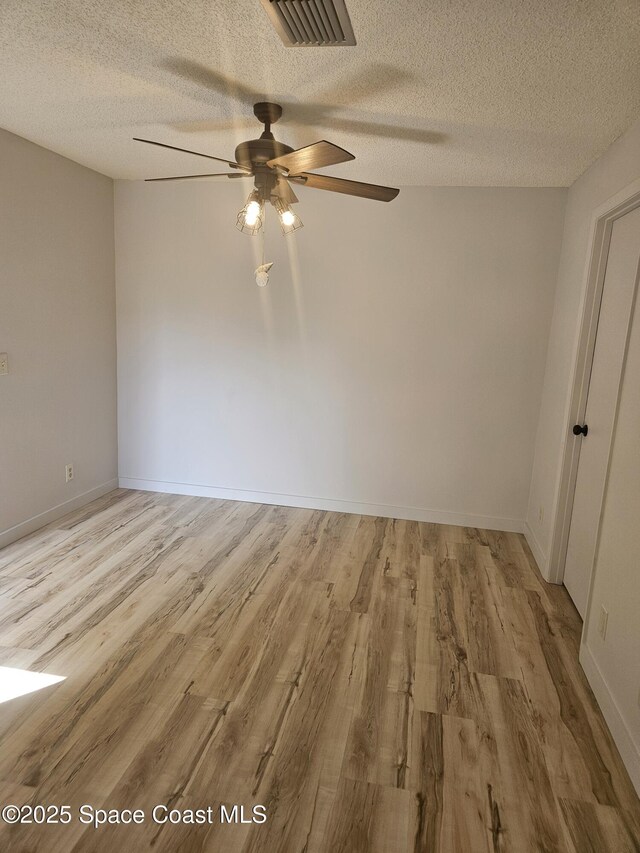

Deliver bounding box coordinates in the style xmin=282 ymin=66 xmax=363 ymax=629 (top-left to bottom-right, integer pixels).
xmin=260 ymin=0 xmax=356 ymax=46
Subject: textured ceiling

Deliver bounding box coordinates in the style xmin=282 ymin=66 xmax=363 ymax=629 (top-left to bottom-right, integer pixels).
xmin=0 ymin=0 xmax=639 ymax=185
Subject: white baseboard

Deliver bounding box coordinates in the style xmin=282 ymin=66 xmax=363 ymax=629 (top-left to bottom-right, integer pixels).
xmin=580 ymin=642 xmax=640 ymax=795
xmin=118 ymin=477 xmax=525 ymax=533
xmin=524 ymin=521 xmax=550 ymax=579
xmin=0 ymin=479 xmax=119 ymax=550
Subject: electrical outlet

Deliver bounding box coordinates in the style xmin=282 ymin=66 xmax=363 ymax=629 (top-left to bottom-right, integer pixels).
xmin=598 ymin=606 xmax=609 ymax=641
xmin=65 ymin=463 xmax=74 ymax=483
xmin=538 ymin=505 xmax=544 ymax=524
xmin=0 ymin=353 xmax=7 ymax=375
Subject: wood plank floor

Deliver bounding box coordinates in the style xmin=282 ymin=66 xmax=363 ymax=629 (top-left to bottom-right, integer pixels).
xmin=0 ymin=489 xmax=638 ymax=852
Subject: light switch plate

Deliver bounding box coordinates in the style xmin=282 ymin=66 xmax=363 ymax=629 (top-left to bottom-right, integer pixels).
xmin=0 ymin=353 xmax=7 ymax=375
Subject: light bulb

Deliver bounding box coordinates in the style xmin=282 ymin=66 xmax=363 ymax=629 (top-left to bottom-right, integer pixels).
xmin=236 ymin=193 xmax=263 ymax=235
xmin=272 ymin=197 xmax=303 ymax=235
xmin=245 ymin=200 xmax=261 ymax=226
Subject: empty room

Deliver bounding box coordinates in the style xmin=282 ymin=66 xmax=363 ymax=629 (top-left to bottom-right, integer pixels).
xmin=1 ymin=1 xmax=639 ymax=850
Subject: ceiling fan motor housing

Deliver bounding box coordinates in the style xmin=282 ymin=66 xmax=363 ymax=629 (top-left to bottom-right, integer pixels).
xmin=234 ymin=135 xmax=293 ymax=170
xmin=235 ymin=103 xmax=293 ymax=171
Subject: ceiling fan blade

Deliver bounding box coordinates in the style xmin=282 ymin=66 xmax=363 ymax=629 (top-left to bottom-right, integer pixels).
xmin=318 ymin=117 xmax=446 ymax=145
xmin=310 ymin=64 xmax=414 ymax=110
xmin=145 ymin=173 xmax=252 ymax=182
xmin=133 ymin=137 xmax=249 ymax=171
xmin=161 ymin=60 xmax=258 ymax=106
xmin=267 ymin=140 xmax=354 ymax=173
xmin=275 ymin=176 xmax=299 ymax=204
xmin=289 ymin=172 xmax=399 ymax=202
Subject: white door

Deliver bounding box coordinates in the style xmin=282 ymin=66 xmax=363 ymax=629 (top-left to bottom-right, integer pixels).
xmin=583 ymin=243 xmax=640 ymax=750
xmin=563 ymin=205 xmax=640 ymax=617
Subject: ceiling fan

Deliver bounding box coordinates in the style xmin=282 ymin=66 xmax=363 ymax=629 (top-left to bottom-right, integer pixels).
xmin=134 ymin=101 xmax=399 ymax=236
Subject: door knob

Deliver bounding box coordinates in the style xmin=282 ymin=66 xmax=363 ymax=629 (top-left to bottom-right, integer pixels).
xmin=572 ymin=423 xmax=589 ymax=436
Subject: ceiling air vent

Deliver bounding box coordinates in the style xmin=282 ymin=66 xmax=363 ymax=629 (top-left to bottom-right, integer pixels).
xmin=259 ymin=0 xmax=356 ymax=46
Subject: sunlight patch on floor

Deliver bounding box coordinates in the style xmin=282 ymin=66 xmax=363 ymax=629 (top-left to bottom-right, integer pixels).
xmin=0 ymin=666 xmax=65 ymax=704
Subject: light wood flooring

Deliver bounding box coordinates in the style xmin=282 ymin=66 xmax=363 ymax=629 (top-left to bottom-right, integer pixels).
xmin=0 ymin=490 xmax=638 ymax=852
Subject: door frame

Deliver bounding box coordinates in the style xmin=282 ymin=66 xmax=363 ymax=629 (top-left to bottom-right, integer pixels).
xmin=548 ymin=177 xmax=640 ymax=585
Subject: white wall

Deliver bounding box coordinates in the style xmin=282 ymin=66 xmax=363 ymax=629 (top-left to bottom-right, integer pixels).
xmin=0 ymin=128 xmax=117 ymax=546
xmin=526 ymin=118 xmax=640 ymax=573
xmin=115 ymin=182 xmax=565 ymax=530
